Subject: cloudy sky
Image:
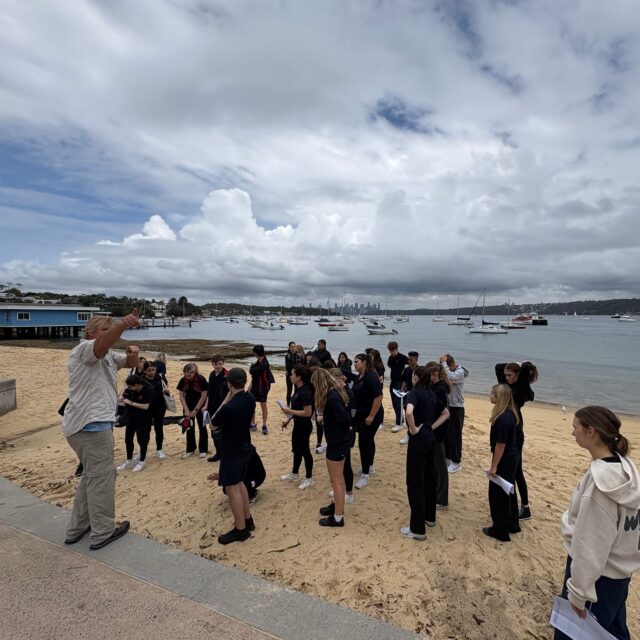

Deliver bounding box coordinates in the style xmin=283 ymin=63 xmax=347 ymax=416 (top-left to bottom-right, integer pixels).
xmin=1 ymin=0 xmax=639 ymax=308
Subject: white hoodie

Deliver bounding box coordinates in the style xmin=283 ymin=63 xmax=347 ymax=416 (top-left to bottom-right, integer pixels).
xmin=560 ymin=454 xmax=640 ymax=609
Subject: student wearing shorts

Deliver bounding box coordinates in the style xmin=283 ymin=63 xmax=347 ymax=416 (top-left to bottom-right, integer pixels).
xmin=212 ymin=367 xmax=257 ymax=545
xmin=249 ymin=344 xmax=274 ymax=435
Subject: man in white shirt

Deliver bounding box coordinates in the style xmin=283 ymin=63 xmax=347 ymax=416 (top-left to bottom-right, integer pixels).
xmin=63 ymin=310 xmax=141 ymax=550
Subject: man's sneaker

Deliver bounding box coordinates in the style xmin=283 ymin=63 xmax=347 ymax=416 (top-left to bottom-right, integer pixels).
xmin=319 ymin=515 xmax=344 ymax=527
xmin=262 ymin=425 xmax=269 ymax=435
xmin=132 ymin=461 xmax=146 ymax=472
xmin=399 ymin=436 xmax=409 ymax=445
xmin=156 ymin=450 xmax=167 ymax=460
xmin=89 ymin=521 xmax=130 ymax=550
xmin=315 ymin=444 xmax=327 ymax=454
xmin=355 ymin=475 xmax=369 ymax=489
xmin=249 ymin=424 xmax=257 ymax=431
xmin=400 ymin=527 xmax=426 ymax=541
xmin=64 ymin=526 xmax=91 ymax=545
xmin=298 ymin=477 xmax=315 ymax=490
xmin=207 ymin=453 xmax=220 ymax=462
xmin=436 ymin=503 xmax=448 ymax=511
xmin=281 ymin=472 xmax=300 ymax=482
xmin=448 ymin=463 xmax=461 ymax=474
xmin=519 ymin=506 xmax=532 ymax=520
xmin=116 ymin=460 xmax=133 ymax=472
xmin=425 ymin=520 xmax=436 ymax=528
xmin=181 ymin=451 xmax=195 ymax=459
xmin=391 ymin=424 xmax=403 ymax=433
xmin=249 ymin=490 xmax=260 ymax=505
xmin=218 ymin=527 xmax=251 ymax=545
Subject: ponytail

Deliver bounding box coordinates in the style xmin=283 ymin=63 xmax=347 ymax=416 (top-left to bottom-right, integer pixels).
xmin=575 ymin=406 xmax=630 ymax=456
xmin=354 ymin=353 xmax=373 ymax=371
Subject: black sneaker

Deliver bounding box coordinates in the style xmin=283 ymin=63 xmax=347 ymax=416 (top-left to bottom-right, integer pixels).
xmin=89 ymin=521 xmax=130 ymax=550
xmin=74 ymin=463 xmax=84 ymax=477
xmin=482 ymin=526 xmax=510 ymax=542
xmin=249 ymin=490 xmax=260 ymax=505
xmin=64 ymin=526 xmax=90 ymax=545
xmin=245 ymin=517 xmax=255 ymax=532
xmin=509 ymin=524 xmax=522 ymax=534
xmin=519 ymin=506 xmax=532 ymax=520
xmin=319 ymin=515 xmax=344 ymax=527
xmin=218 ymin=527 xmax=251 ymax=545
xmin=207 ymin=454 xmax=220 ymax=462
xmin=319 ymin=502 xmax=335 ymax=516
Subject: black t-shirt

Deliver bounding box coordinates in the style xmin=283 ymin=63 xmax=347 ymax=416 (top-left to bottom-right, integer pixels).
xmin=250 ymin=357 xmax=273 ymax=397
xmin=207 ymin=369 xmax=228 ymax=414
xmin=402 ymin=365 xmax=417 ymax=391
xmin=322 ymin=389 xmax=351 ymax=445
xmin=145 ymin=374 xmax=165 ymax=412
xmin=490 ymin=410 xmax=517 ymax=453
xmin=177 ymin=374 xmax=208 ymax=410
xmin=387 ymin=353 xmax=409 ymax=385
xmin=431 ymin=381 xmax=450 ymax=443
xmin=375 ymin=364 xmax=385 ymax=384
xmin=352 ymin=369 xmax=383 ymax=414
xmin=313 ymin=348 xmax=333 ymax=365
xmin=405 ymin=386 xmax=442 ymax=432
xmin=125 ymin=385 xmax=154 ymax=426
xmin=212 ymin=391 xmax=256 ymax=458
xmin=291 ymin=384 xmax=314 ymax=429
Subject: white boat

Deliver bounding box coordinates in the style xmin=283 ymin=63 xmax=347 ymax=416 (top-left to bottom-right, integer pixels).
xmin=262 ymin=322 xmax=285 ymax=330
xmin=367 ymin=328 xmax=398 ymax=335
xmin=619 ymin=315 xmax=636 ymax=322
xmin=469 ymin=291 xmax=507 ymax=334
xmin=432 ymin=315 xmax=446 ymax=322
xmin=249 ymin=321 xmax=267 ymax=328
xmin=288 ymin=318 xmax=308 ymax=325
xmin=512 ymin=311 xmax=548 ymax=326
xmin=500 ymin=322 xmax=526 ymax=330
xmin=365 ymin=320 xmax=386 ymax=329
xmin=448 ymin=295 xmax=475 ymax=326
xmin=394 ymin=316 xmax=410 ymax=323
xmin=339 ymin=317 xmax=355 ymax=324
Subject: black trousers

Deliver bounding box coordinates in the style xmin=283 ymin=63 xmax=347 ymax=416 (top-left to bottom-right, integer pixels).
xmin=148 ymin=406 xmax=166 ymax=450
xmin=292 ymin=422 xmax=313 ymax=478
xmin=434 ymin=441 xmax=449 ymax=506
xmin=515 ymin=423 xmax=529 ymax=505
xmin=286 ymin=373 xmax=294 ymax=406
xmin=343 ymin=429 xmax=356 ymax=492
xmin=315 ymin=418 xmax=324 ymax=447
xmin=406 ymin=429 xmax=436 ymax=535
xmin=125 ymin=419 xmax=150 ymax=462
xmin=554 ymin=557 xmax=631 ymax=640
xmin=186 ymin=410 xmax=208 ymax=454
xmin=488 ymin=450 xmax=519 ymax=538
xmin=390 ymin=383 xmax=403 ymax=425
xmin=445 ymin=407 xmax=464 ymax=463
xmin=356 ymin=411 xmax=382 ymax=474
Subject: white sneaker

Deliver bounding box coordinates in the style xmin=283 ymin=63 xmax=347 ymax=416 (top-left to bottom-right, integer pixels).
xmin=315 ymin=444 xmax=327 ymax=454
xmin=181 ymin=451 xmax=195 ymax=459
xmin=400 ymin=526 xmax=426 ymax=541
xmin=448 ymin=463 xmax=461 ymax=474
xmin=355 ymin=475 xmax=369 ymax=489
xmin=298 ymin=477 xmax=315 ymax=490
xmin=399 ymin=436 xmax=409 ymax=445
xmin=133 ymin=454 xmax=140 ymax=462
xmin=445 ymin=458 xmax=452 ymax=467
xmin=391 ymin=424 xmax=403 ymax=433
xmin=345 ymin=494 xmax=354 ymax=504
xmin=378 ymin=423 xmax=384 ymax=430
xmin=328 ymin=489 xmax=334 ymax=497
xmin=281 ymin=472 xmax=300 ymax=482
xmin=116 ymin=460 xmax=133 ymax=471
xmin=156 ymin=450 xmax=167 ymax=460
xmin=132 ymin=461 xmax=146 ymax=472
xmin=426 ymin=520 xmax=436 ymax=528
xmin=199 ymin=452 xmax=207 ymax=459
xmin=369 ymin=465 xmax=375 ymax=475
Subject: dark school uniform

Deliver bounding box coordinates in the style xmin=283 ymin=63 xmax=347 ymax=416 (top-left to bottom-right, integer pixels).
xmin=290 ymin=384 xmax=314 ymax=454
xmin=322 ymin=389 xmax=352 ymax=462
xmin=338 ymin=358 xmax=353 ymax=382
xmin=250 ymin=357 xmax=274 ymax=403
xmin=207 ymin=368 xmax=228 ymax=455
xmin=430 ymin=380 xmax=450 ymax=507
xmin=177 ymin=374 xmax=209 ymax=454
xmin=352 ymin=369 xmax=383 ymax=475
xmin=212 ymin=391 xmax=256 ymax=487
xmin=285 ymin=351 xmax=304 ymax=404
xmin=146 ymin=374 xmax=166 ymax=451
xmin=402 ymin=365 xmax=417 ymax=391
xmin=124 ymin=385 xmax=154 ymax=461
xmin=487 ymin=409 xmax=519 ymax=539
xmin=313 ymin=348 xmax=333 ymax=366
xmin=388 ymin=352 xmax=409 ymax=424
xmin=404 ymin=386 xmax=443 ymax=535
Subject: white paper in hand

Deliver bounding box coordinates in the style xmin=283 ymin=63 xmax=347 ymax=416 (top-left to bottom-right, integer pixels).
xmin=392 ymin=388 xmax=409 ymax=399
xmin=276 ymin=399 xmax=286 ymax=410
xmin=485 ymin=471 xmax=515 ymax=495
xmin=549 ymin=596 xmax=617 ymax=640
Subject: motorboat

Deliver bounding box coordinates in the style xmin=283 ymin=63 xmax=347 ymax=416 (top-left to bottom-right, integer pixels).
xmin=500 ymin=322 xmax=526 ymax=330
xmin=394 ymin=316 xmax=410 ymax=323
xmin=365 ymin=320 xmax=386 ymax=329
xmin=318 ymin=321 xmax=337 ymax=327
xmin=315 ymin=317 xmax=330 ymax=323
xmin=512 ymin=311 xmax=548 ymax=326
xmin=619 ymin=315 xmax=636 ymax=322
xmin=432 ymin=315 xmax=447 ymax=322
xmin=367 ymin=328 xmax=398 ymax=335
xmin=610 ymin=313 xmax=622 ymax=319
xmin=470 ymin=324 xmax=508 ymax=334
xmin=448 ymin=318 xmax=474 ymax=326
xmin=288 ymin=318 xmax=308 ymax=325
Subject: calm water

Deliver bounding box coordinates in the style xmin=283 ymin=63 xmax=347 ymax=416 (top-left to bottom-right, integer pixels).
xmin=124 ymin=315 xmax=640 ymax=415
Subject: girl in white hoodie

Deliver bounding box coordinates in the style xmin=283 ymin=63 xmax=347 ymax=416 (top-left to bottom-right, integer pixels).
xmin=555 ymin=406 xmax=640 ymax=640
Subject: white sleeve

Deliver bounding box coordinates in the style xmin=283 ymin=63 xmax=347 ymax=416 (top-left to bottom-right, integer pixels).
xmin=75 ymin=340 xmax=100 ymax=364
xmin=113 ymin=352 xmax=128 ymax=369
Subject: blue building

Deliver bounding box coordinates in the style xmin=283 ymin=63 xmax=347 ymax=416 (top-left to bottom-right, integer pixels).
xmin=0 ymin=304 xmax=105 ymax=338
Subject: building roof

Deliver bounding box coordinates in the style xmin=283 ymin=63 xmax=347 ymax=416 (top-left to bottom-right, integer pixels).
xmin=0 ymin=304 xmax=102 ymax=311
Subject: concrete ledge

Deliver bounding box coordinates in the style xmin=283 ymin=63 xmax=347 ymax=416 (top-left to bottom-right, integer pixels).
xmin=0 ymin=477 xmax=417 ymax=640
xmin=0 ymin=377 xmax=17 ymax=417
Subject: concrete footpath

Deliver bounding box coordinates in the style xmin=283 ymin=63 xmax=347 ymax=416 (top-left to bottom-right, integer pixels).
xmin=0 ymin=476 xmax=418 ymax=640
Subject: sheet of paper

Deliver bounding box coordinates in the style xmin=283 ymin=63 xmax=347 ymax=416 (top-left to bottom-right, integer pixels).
xmin=276 ymin=399 xmax=286 ymax=409
xmin=392 ymin=389 xmax=409 ymax=399
xmin=549 ymin=596 xmax=617 ymax=640
xmin=485 ymin=471 xmax=515 ymax=495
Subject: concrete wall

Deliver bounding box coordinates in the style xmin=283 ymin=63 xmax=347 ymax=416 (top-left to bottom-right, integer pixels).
xmin=0 ymin=378 xmax=17 ymax=417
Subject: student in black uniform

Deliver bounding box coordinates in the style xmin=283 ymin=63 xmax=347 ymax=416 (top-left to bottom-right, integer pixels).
xmin=402 ymin=367 xmax=449 ymax=540
xmin=329 ymin=367 xmax=355 ymax=505
xmin=387 ymin=341 xmax=409 ymax=431
xmin=399 ymin=351 xmax=419 ymax=445
xmin=495 ymin=360 xmax=538 ymax=520
xmin=337 ymin=352 xmax=353 ymax=382
xmin=352 ymin=353 xmax=383 ymax=489
xmin=154 ymin=352 xmax=168 ymax=383
xmin=483 ymin=384 xmax=520 ymax=542
xmin=117 ymin=374 xmax=154 ymax=473
xmin=249 ymin=344 xmax=274 ymax=435
xmin=143 ymin=362 xmax=168 ymax=460
xmin=177 ymin=363 xmax=209 ymax=459
xmin=212 ymin=367 xmax=256 ymax=545
xmin=370 ymin=349 xmax=386 ymax=430
xmin=284 ymin=342 xmax=304 ymax=406
xmin=312 ymin=368 xmax=351 ymax=527
xmin=313 ymin=339 xmax=332 ymax=366
xmin=426 ymin=362 xmax=451 ymax=509
xmin=207 ymin=354 xmax=228 ymax=462
xmin=279 ymin=365 xmax=314 ymax=490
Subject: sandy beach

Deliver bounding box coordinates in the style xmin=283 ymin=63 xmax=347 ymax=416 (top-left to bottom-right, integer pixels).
xmin=1 ymin=344 xmax=638 ymax=639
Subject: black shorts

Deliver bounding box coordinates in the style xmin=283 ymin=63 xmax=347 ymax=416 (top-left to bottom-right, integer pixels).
xmin=253 ymin=393 xmax=268 ymax=403
xmin=292 ymin=422 xmax=313 ymax=454
xmin=218 ymin=455 xmax=250 ymax=487
xmin=326 ymin=441 xmax=350 ymax=462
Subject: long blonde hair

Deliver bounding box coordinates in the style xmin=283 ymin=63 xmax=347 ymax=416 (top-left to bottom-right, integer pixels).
xmin=490 ymin=384 xmax=520 ymax=426
xmin=312 ymin=368 xmax=348 ymax=412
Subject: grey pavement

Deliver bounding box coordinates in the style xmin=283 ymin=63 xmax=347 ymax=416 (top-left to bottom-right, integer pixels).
xmin=0 ymin=476 xmax=417 ymax=640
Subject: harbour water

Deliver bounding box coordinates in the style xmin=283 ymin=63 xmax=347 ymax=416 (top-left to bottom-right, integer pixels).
xmin=124 ymin=315 xmax=640 ymax=415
